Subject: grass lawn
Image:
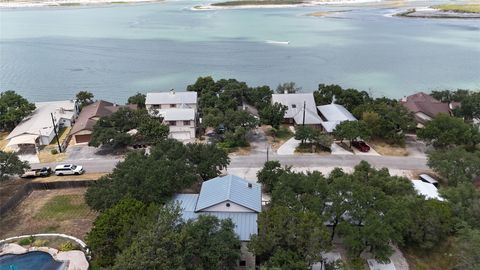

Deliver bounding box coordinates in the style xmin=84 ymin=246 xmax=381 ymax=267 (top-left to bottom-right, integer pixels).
xmin=368 ymin=140 xmax=408 ymax=156
xmin=433 ymin=4 xmax=480 ymax=13
xmin=0 ymin=188 xmax=97 ymax=240
xmin=34 ymin=194 xmax=91 ymax=221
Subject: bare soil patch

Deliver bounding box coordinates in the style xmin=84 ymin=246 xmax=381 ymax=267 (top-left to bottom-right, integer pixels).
xmin=0 ymin=132 xmax=9 ymax=151
xmin=368 ymin=140 xmax=408 ymax=156
xmin=262 ymin=125 xmax=293 ymax=151
xmin=0 ymin=188 xmax=97 ymax=240
xmin=32 ymin=173 xmax=106 ymax=183
xmin=0 ymin=178 xmax=29 ymax=205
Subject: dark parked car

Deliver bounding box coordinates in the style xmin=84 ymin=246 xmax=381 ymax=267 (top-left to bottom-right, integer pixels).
xmin=21 ymin=167 xmax=52 ymax=178
xmin=352 ymin=141 xmax=370 ymax=152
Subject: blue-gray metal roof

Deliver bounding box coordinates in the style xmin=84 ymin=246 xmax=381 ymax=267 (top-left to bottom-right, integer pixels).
xmin=195 ymin=175 xmax=262 ymax=213
xmin=173 ymin=194 xmax=258 ymax=241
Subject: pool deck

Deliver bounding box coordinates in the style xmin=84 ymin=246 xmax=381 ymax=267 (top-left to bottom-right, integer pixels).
xmin=0 ymin=243 xmax=88 ymax=270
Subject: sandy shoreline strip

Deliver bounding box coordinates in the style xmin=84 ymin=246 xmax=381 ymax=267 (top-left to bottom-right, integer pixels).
xmin=0 ymin=0 xmax=162 ymax=8
xmin=192 ymin=0 xmax=381 ymax=11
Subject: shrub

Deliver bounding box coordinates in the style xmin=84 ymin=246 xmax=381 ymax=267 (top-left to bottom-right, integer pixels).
xmin=17 ymin=236 xmax=35 ymax=246
xmin=59 ymin=241 xmax=75 ymax=251
xmin=51 ymin=149 xmax=59 ymax=155
xmin=32 ymin=239 xmax=48 ymax=247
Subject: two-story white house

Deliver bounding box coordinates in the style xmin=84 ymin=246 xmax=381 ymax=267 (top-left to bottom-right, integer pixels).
xmin=145 ymin=90 xmax=198 ymax=141
xmin=174 ymin=175 xmax=262 ymax=269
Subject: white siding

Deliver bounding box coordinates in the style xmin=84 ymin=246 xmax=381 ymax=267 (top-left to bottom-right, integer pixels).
xmin=201 ymin=201 xmax=255 ymax=213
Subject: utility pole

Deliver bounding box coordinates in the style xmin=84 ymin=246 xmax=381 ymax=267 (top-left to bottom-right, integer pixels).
xmin=50 ymin=113 xmax=62 ymax=153
xmin=266 ymin=145 xmax=269 ymax=162
xmin=302 ymin=101 xmax=306 ymax=126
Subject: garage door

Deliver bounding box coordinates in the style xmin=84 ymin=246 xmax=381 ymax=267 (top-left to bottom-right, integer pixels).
xmin=75 ymin=134 xmax=91 ymax=144
xmin=171 ymin=132 xmax=191 ymax=141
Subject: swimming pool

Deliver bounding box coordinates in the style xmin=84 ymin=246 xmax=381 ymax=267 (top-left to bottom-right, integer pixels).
xmin=0 ymin=251 xmax=66 ymax=270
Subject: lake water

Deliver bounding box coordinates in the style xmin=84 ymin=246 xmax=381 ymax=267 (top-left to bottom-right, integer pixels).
xmin=1 ymin=0 xmax=479 ymax=102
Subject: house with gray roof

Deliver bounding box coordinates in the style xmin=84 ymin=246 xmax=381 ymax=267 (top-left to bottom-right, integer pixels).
xmin=146 ymin=90 xmax=197 ymax=141
xmin=271 ymin=92 xmax=322 ymax=126
xmin=173 ymin=175 xmax=262 ymax=269
xmin=317 ymin=103 xmax=357 ymax=132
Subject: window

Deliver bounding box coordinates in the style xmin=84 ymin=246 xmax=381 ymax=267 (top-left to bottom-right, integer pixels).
xmin=152 ymin=105 xmax=160 ymax=109
xmin=168 ymin=121 xmax=176 ymax=126
xmin=291 ymin=104 xmax=296 ymax=108
xmin=183 ymin=120 xmax=191 ymax=126
xmin=239 ymin=261 xmax=246 ymax=266
xmin=226 ymin=202 xmax=231 ymax=207
xmin=170 ymin=104 xmax=177 ymax=108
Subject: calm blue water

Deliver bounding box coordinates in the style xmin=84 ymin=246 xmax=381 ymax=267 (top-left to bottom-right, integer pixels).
xmin=0 ymin=251 xmax=65 ymax=270
xmin=1 ymin=0 xmax=479 ymax=102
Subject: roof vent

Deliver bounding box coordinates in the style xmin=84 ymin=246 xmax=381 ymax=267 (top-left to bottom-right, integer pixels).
xmin=248 ymin=183 xmax=253 ymax=188
xmin=226 ymin=202 xmax=231 ymax=207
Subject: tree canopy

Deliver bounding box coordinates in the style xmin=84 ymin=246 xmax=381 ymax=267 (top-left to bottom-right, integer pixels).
xmin=89 ymin=108 xmax=169 ymax=148
xmin=75 ymin=90 xmax=94 ymax=109
xmin=333 ymin=120 xmax=371 ymax=147
xmin=85 ymin=139 xmax=229 ymax=211
xmin=0 ymin=151 xmax=30 ymax=181
xmin=127 ymin=92 xmax=146 ymax=109
xmin=313 ymin=84 xmax=372 ymax=112
xmin=427 ymin=147 xmax=480 ymax=186
xmin=418 ymin=114 xmax=479 ymax=149
xmin=259 ymin=102 xmax=287 ymax=129
xmin=276 ymin=82 xmax=301 ymax=94
xmin=0 ymin=91 xmax=36 ymax=131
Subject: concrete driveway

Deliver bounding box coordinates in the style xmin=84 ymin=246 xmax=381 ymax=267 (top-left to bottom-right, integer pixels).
xmin=277 ymin=137 xmax=300 ymax=155
xmin=66 ymin=145 xmax=122 ymax=161
xmin=330 ymin=143 xmax=354 ymax=155
xmin=405 ymin=134 xmax=427 ymax=158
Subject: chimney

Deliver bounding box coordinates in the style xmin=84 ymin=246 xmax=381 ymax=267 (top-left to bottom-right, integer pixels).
xmin=284 ymin=90 xmax=288 ymax=94
xmin=170 ymin=89 xmax=175 ymax=95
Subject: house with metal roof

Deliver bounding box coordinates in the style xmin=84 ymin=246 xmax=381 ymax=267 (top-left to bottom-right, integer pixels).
xmin=146 ymin=90 xmax=197 ymax=141
xmin=6 ymin=100 xmax=79 ymax=152
xmin=173 ymin=175 xmax=262 ymax=269
xmin=317 ymin=103 xmax=357 ymax=132
xmin=271 ymin=93 xmax=322 ymax=126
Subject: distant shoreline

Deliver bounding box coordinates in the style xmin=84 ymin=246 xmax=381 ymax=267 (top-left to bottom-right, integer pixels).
xmin=193 ymin=0 xmax=381 ymax=10
xmin=395 ymin=6 xmax=480 ymax=19
xmin=0 ymin=0 xmax=162 ymax=8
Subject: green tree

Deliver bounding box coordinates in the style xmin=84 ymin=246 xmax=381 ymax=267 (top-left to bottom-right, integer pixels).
xmin=90 ymin=108 xmax=168 ymax=148
xmin=245 ymin=86 xmax=272 ymax=110
xmin=455 ymin=92 xmax=480 ymax=121
xmin=333 ymin=120 xmax=371 ymax=147
xmin=453 ymin=228 xmax=480 ymax=270
xmin=137 ymin=117 xmax=169 ymax=145
xmin=441 ymin=183 xmax=480 ymax=228
xmin=249 ymin=206 xmax=330 ymax=268
xmin=276 ymin=82 xmax=301 ymax=94
xmin=294 ymin=125 xmax=318 ymax=144
xmin=259 ymin=102 xmax=287 ymax=129
xmin=256 ymin=160 xmax=291 ymax=193
xmin=353 ymin=102 xmax=415 ymax=146
xmin=85 ymin=140 xmax=228 ymax=211
xmin=87 ymin=198 xmax=157 ymax=267
xmin=0 ymin=150 xmax=30 ymax=181
xmin=127 ymin=92 xmax=146 ymax=109
xmin=186 ymin=143 xmax=230 ymax=180
xmin=403 ymin=199 xmax=453 ymax=250
xmin=75 ymin=90 xmax=94 ymax=109
xmin=113 ymin=204 xmax=185 ymax=270
xmin=418 ymin=113 xmax=479 ymax=149
xmin=313 ymin=84 xmax=372 ymax=112
xmin=0 ymin=91 xmax=36 ymax=130
xmin=427 ymin=148 xmax=480 ymax=186
xmin=182 ymin=215 xmax=241 ymax=270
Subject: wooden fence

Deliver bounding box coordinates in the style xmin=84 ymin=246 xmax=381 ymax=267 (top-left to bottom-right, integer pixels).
xmin=0 ymin=180 xmax=94 ymax=217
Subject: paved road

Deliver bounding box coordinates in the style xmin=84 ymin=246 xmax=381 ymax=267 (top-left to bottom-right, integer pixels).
xmin=39 ymin=152 xmax=429 ymax=173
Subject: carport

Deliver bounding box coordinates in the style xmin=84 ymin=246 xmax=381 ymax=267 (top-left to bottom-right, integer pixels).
xmin=6 ymin=134 xmax=39 ymax=153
